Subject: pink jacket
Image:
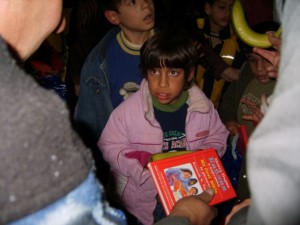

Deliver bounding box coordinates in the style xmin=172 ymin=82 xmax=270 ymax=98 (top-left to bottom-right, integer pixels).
xmin=98 ymin=79 xmax=229 ymax=225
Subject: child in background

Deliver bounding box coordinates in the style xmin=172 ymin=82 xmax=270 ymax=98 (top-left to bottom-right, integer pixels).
xmin=218 ymin=21 xmax=279 ymax=202
xmin=99 ymin=31 xmax=229 ymax=225
xmin=76 ymin=0 xmax=240 ymax=151
xmin=195 ymin=0 xmax=244 ymax=108
xmin=75 ymin=0 xmax=155 ymax=188
xmin=76 ymin=0 xmax=155 ymax=148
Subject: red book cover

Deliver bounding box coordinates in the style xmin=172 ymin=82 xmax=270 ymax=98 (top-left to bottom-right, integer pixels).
xmin=147 ymin=148 xmax=236 ymax=215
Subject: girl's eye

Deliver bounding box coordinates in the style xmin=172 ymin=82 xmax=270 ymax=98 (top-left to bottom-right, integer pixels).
xmin=169 ymin=69 xmax=182 ymax=77
xmin=129 ymin=0 xmax=136 ymax=5
xmin=170 ymin=70 xmax=178 ymax=76
xmin=149 ymin=69 xmax=159 ymax=75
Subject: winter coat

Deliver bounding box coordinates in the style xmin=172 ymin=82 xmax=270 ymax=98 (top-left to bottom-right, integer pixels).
xmin=99 ymin=79 xmax=228 ymax=225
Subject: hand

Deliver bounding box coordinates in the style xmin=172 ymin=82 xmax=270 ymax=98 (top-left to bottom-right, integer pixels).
xmin=225 ymin=121 xmax=240 ymax=136
xmin=240 ymin=98 xmax=264 ymax=124
xmin=225 ymin=198 xmax=251 ymax=225
xmin=253 ymin=32 xmax=282 ymax=78
xmin=220 ymin=67 xmax=240 ymax=82
xmin=169 ymin=188 xmax=217 ymax=225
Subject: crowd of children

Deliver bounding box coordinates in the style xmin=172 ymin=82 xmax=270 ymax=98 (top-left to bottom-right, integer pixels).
xmin=71 ymin=0 xmax=280 ymax=224
xmin=12 ymin=0 xmax=284 ymax=224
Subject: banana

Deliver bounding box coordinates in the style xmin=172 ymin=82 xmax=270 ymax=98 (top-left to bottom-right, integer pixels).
xmin=231 ymin=0 xmax=282 ymax=48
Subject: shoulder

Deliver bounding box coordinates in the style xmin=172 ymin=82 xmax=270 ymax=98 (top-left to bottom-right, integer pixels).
xmin=112 ymin=81 xmax=148 ymax=115
xmin=187 ymin=84 xmax=211 ymax=113
xmin=116 ymin=89 xmax=143 ymax=112
xmin=86 ymin=27 xmax=120 ymax=62
xmin=239 ymin=62 xmax=255 ymax=85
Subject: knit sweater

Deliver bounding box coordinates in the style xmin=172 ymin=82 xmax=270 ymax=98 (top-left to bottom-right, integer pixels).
xmin=0 ymin=36 xmax=93 ymax=224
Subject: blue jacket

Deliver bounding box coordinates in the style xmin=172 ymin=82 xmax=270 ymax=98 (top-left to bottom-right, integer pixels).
xmin=76 ymin=27 xmax=119 ymax=143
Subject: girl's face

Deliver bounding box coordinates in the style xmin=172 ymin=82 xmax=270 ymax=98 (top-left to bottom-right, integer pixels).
xmin=205 ymin=0 xmax=234 ymax=33
xmin=147 ymin=67 xmax=193 ymax=104
xmin=247 ymin=52 xmax=273 ymax=84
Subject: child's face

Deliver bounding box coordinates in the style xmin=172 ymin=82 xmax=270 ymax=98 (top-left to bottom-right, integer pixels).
xmin=182 ymin=171 xmax=192 ymax=179
xmin=188 ymin=179 xmax=197 ymax=185
xmin=205 ymin=0 xmax=234 ymax=32
xmin=115 ymin=0 xmax=155 ymax=35
xmin=247 ymin=52 xmax=273 ymax=84
xmin=188 ymin=187 xmax=197 ymax=195
xmin=147 ymin=67 xmax=193 ymax=104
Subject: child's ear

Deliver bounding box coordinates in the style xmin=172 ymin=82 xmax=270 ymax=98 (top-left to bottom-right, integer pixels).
xmin=104 ymin=10 xmax=120 ymax=25
xmin=188 ymin=68 xmax=195 ymax=81
xmin=204 ymin=3 xmax=212 ymax=16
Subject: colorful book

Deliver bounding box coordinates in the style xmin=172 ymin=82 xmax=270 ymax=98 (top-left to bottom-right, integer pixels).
xmin=147 ymin=148 xmax=237 ymax=215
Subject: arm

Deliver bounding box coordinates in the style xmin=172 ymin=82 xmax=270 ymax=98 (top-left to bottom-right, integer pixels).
xmin=219 ymin=62 xmax=254 ymax=135
xmin=98 ymin=108 xmax=150 ymax=185
xmin=225 ymin=199 xmax=251 ymax=225
xmin=198 ymin=43 xmax=240 ymax=82
xmin=76 ymin=62 xmax=113 ymax=146
xmin=199 ymin=103 xmax=229 ymax=157
xmin=218 ymin=80 xmax=240 ymax=136
xmin=154 ymin=188 xmax=217 ymax=225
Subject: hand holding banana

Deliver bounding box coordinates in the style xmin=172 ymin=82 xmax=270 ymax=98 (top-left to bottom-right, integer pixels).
xmin=231 ymin=0 xmax=282 ymax=48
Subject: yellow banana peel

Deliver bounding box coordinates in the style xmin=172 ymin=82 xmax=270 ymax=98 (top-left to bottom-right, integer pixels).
xmin=231 ymin=0 xmax=282 ymax=48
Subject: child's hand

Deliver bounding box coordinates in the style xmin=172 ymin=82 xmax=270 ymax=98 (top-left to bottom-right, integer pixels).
xmin=240 ymin=98 xmax=264 ymax=124
xmin=253 ymin=32 xmax=282 ymax=78
xmin=224 ymin=121 xmax=240 ymax=136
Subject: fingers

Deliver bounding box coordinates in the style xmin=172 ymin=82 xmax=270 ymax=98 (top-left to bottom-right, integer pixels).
xmin=199 ymin=188 xmax=218 ymax=218
xmin=169 ymin=188 xmax=217 ymax=225
xmin=240 ymin=98 xmax=263 ymax=123
xmin=266 ymin=31 xmax=282 ymax=51
xmin=253 ymin=32 xmax=281 ymax=79
xmin=253 ymin=47 xmax=276 ymax=63
xmin=197 ymin=188 xmax=215 ymax=203
xmin=226 ymin=122 xmax=240 ymax=136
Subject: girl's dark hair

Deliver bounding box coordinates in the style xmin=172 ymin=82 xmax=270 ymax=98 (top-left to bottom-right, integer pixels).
xmin=140 ymin=31 xmax=198 ymax=88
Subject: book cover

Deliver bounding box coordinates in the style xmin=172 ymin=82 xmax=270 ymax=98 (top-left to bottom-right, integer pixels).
xmin=147 ymin=148 xmax=237 ymax=215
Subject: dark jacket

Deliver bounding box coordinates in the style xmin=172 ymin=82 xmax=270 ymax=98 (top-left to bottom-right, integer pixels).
xmin=0 ymin=36 xmax=92 ymax=224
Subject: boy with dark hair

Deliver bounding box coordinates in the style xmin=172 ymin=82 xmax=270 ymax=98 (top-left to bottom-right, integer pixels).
xmin=219 ymin=21 xmax=279 ymax=203
xmin=76 ymin=0 xmax=155 ymax=144
xmin=75 ymin=0 xmax=155 ymax=185
xmin=195 ymin=0 xmax=243 ymax=109
xmin=99 ymin=31 xmax=228 ymax=225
